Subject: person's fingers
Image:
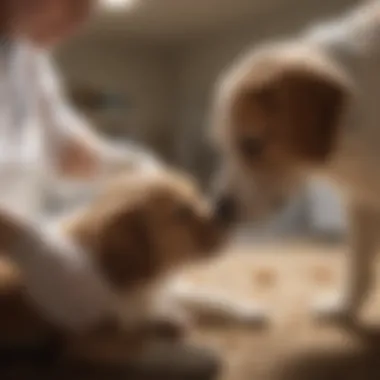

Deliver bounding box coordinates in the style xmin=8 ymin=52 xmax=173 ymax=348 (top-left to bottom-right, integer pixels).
xmin=59 ymin=136 xmax=100 ymax=179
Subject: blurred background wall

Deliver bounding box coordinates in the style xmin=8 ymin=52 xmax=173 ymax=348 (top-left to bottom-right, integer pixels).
xmin=56 ymin=0 xmax=359 ymax=239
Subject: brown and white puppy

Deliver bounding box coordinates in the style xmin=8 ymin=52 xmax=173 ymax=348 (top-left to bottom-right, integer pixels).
xmin=211 ymin=2 xmax=380 ymax=324
xmin=0 ymin=168 xmax=222 ymax=364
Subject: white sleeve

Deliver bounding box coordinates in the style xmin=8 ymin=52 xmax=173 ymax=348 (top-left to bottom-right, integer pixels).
xmin=15 ymin=224 xmax=112 ymax=331
xmin=37 ymin=53 xmax=102 ymax=166
xmin=37 ymin=53 xmax=162 ymax=174
xmin=0 ymin=208 xmax=111 ymax=331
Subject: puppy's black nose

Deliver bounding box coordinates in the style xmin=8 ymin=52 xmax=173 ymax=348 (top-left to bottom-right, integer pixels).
xmin=214 ymin=195 xmax=236 ymax=225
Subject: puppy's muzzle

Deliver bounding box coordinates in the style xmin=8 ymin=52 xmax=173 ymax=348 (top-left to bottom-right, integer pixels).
xmin=214 ymin=195 xmax=237 ymax=227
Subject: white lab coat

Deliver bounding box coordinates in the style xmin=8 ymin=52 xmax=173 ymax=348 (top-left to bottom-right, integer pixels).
xmin=0 ymin=38 xmax=100 ymax=218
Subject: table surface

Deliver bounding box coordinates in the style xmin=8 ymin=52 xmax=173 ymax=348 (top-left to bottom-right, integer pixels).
xmin=2 ymin=239 xmax=380 ymax=380
xmin=183 ymin=240 xmax=380 ymax=380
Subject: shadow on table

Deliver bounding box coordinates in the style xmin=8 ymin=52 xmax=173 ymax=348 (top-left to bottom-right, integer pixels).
xmin=280 ymin=326 xmax=380 ymax=380
xmin=0 ymin=342 xmax=221 ymax=380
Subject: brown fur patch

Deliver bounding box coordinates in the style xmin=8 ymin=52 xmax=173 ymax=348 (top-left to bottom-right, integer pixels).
xmin=95 ymin=207 xmax=156 ymax=289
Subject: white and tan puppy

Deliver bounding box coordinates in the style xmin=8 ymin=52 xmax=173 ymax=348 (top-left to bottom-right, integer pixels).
xmin=0 ymin=168 xmax=223 ymax=364
xmin=211 ymin=2 xmax=380 ymax=324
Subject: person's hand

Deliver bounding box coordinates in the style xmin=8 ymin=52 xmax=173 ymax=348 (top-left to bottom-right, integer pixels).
xmin=59 ymin=135 xmax=99 ymax=179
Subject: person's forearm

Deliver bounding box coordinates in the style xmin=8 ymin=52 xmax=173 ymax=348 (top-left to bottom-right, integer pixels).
xmin=0 ymin=209 xmax=112 ymax=331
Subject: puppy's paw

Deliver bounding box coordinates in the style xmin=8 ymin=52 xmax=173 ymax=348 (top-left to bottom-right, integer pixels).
xmin=311 ymin=293 xmax=356 ymax=325
xmin=143 ymin=316 xmax=190 ymax=342
xmin=227 ymin=303 xmax=270 ymax=328
xmin=195 ymin=301 xmax=270 ymax=329
xmin=142 ymin=308 xmax=193 ymax=342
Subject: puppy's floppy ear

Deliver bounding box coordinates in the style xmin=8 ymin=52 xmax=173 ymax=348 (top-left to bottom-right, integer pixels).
xmin=97 ymin=208 xmax=155 ymax=290
xmin=68 ymin=206 xmax=155 ymax=290
xmin=268 ymin=69 xmax=349 ymax=163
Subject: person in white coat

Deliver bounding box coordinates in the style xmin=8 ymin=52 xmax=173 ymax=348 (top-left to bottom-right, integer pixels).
xmin=0 ymin=0 xmax=158 ymax=331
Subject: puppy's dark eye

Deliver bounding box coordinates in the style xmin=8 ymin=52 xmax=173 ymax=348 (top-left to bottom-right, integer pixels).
xmin=239 ymin=138 xmax=265 ymax=158
xmin=174 ymin=205 xmax=193 ymax=222
xmin=272 ymin=195 xmax=286 ymax=211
